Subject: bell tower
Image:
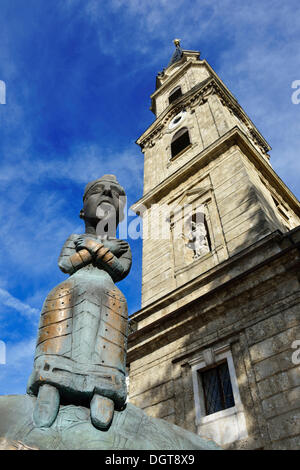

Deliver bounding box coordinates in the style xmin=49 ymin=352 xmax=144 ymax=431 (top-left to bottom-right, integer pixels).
xmin=132 ymin=39 xmax=299 ymax=308
xmin=128 ymin=41 xmax=300 ymax=449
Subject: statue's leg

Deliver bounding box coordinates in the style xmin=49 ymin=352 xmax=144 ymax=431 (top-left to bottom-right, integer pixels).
xmin=33 ymin=384 xmax=60 ymax=428
xmin=90 ymin=394 xmax=114 ymax=430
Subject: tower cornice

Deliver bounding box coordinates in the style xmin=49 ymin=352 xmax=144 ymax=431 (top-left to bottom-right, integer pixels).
xmin=132 ymin=126 xmax=300 ymax=215
xmin=127 ymin=227 xmax=300 ymax=363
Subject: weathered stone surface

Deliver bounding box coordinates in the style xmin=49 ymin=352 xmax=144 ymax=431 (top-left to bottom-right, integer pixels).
xmin=257 ymin=368 xmax=299 ymax=400
xmin=249 ymin=327 xmax=300 ymax=363
xmin=267 ymin=409 xmax=300 ymax=442
xmin=128 ymin=44 xmax=300 ymax=451
xmin=0 ymin=395 xmax=220 ymax=450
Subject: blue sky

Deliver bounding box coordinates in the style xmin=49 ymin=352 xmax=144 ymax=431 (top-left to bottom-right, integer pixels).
xmin=0 ymin=0 xmax=299 ymax=395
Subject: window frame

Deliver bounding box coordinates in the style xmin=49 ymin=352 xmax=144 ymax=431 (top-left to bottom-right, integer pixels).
xmin=168 ymin=86 xmax=182 ymax=105
xmin=170 ymin=127 xmax=191 ymax=160
xmin=191 ymin=346 xmax=244 ymax=426
xmin=200 ymin=360 xmax=235 ymax=416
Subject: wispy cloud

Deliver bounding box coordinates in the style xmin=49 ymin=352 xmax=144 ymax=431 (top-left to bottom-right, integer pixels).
xmin=59 ymin=0 xmax=300 ymax=195
xmin=0 ymin=0 xmax=299 ymax=395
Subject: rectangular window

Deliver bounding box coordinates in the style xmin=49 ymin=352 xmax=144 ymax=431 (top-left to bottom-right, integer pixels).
xmin=171 ymin=128 xmax=190 ymax=158
xmin=200 ymin=362 xmax=235 ymax=416
xmin=169 ymin=87 xmax=182 ymax=104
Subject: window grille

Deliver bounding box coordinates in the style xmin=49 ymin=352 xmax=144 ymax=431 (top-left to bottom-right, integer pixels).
xmin=200 ymin=362 xmax=235 ymax=416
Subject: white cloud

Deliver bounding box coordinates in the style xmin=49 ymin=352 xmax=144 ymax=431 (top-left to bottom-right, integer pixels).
xmin=0 ymin=143 xmax=143 ymax=192
xmin=0 ymin=288 xmax=39 ymax=318
xmin=1 ymin=0 xmax=300 ymax=397
xmin=0 ymin=141 xmax=143 ymax=287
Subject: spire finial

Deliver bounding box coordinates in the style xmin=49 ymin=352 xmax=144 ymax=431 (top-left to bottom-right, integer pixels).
xmin=166 ymin=39 xmax=183 ymax=68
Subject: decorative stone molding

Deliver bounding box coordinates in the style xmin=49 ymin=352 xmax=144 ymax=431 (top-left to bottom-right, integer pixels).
xmin=168 ymin=181 xmax=222 ymax=274
xmin=141 ymin=124 xmax=164 ymax=150
xmin=139 ymin=77 xmax=270 ymax=156
xmin=187 ymin=343 xmax=231 ymax=367
xmin=189 ymin=344 xmax=248 ymax=446
xmin=132 ymin=126 xmax=283 ymax=215
xmin=202 ymin=348 xmax=215 ymax=366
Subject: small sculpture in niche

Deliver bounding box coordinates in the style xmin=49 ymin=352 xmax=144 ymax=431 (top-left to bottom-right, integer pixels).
xmin=27 ymin=175 xmax=132 ymax=431
xmin=182 ymin=211 xmax=210 ymax=260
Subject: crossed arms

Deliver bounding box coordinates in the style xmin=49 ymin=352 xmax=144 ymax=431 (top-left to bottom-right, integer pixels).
xmin=58 ymin=235 xmax=132 ymax=282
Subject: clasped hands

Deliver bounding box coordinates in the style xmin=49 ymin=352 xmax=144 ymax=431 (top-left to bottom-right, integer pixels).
xmin=74 ymin=237 xmax=128 ymax=263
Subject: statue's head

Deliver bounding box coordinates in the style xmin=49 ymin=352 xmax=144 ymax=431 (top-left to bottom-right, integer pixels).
xmin=80 ymin=175 xmax=126 ymax=235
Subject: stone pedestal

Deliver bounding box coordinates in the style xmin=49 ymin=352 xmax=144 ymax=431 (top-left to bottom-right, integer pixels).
xmin=0 ymin=395 xmax=220 ymax=450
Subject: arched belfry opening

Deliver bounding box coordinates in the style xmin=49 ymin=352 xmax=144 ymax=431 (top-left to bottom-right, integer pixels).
xmin=171 ymin=127 xmax=190 ymax=159
xmin=168 ymin=86 xmax=182 ymax=105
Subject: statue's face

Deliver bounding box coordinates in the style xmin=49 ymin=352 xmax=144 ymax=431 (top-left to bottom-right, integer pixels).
xmin=83 ymin=181 xmax=124 ymax=226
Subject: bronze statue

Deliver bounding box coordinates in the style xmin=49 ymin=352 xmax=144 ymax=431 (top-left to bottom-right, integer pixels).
xmin=27 ymin=175 xmax=132 ymax=430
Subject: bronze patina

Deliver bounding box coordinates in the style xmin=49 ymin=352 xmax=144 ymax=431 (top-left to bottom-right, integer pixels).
xmin=27 ymin=174 xmax=132 ymax=430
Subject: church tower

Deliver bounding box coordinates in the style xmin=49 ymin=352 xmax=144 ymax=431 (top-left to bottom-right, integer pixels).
xmin=127 ymin=41 xmax=300 ymax=450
